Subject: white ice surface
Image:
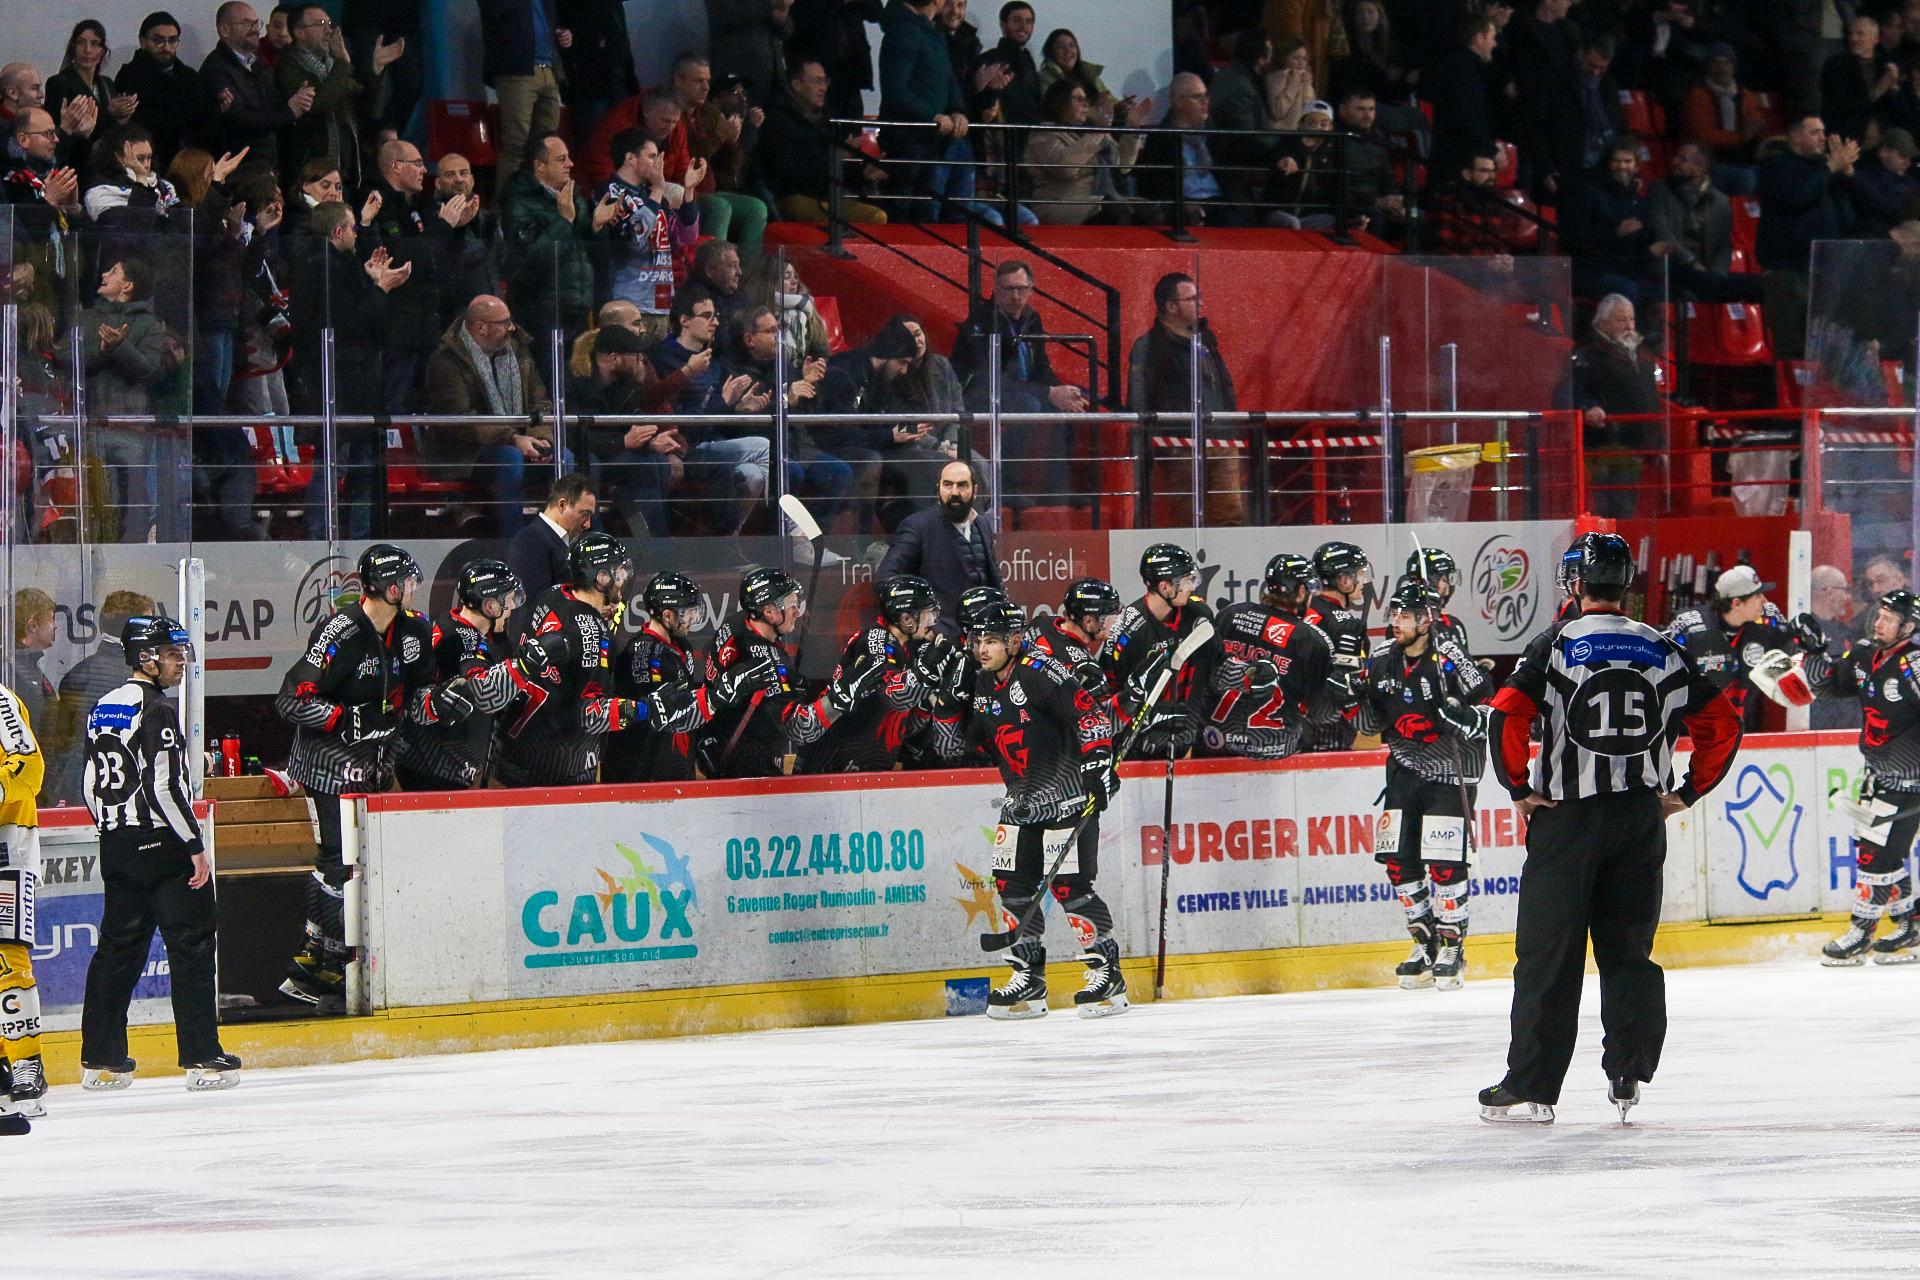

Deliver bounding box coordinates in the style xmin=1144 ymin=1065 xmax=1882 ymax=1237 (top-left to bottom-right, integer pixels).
xmin=14 ymin=960 xmax=1920 ymax=1279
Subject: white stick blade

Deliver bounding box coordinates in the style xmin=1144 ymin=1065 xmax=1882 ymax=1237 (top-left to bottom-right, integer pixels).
xmin=1170 ymin=618 xmax=1215 ymax=669
xmin=778 ymin=493 xmax=823 ymax=542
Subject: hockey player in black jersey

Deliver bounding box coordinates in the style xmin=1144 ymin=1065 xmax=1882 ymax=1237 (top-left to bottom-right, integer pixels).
xmin=1105 ymin=543 xmax=1213 ymax=715
xmin=968 ymin=599 xmax=1125 ymax=1019
xmin=701 ymin=567 xmax=882 ymax=778
xmin=605 ymin=572 xmax=711 ymax=783
xmin=394 ymin=559 xmax=525 ymax=791
xmin=1191 ymin=552 xmax=1339 ymax=759
xmin=1663 ymin=564 xmax=1823 ymax=723
xmin=1405 ymin=547 xmax=1471 ymax=651
xmin=276 ymin=544 xmax=463 ymax=1009
xmin=1358 ymin=581 xmax=1491 ymax=991
xmin=804 ymin=575 xmax=950 ymax=773
xmin=1029 ymin=577 xmax=1122 ymax=698
xmin=900 ymin=586 xmax=1011 ymax=770
xmin=1803 ymin=590 xmax=1920 ymax=965
xmin=1306 ymin=540 xmax=1374 ymax=751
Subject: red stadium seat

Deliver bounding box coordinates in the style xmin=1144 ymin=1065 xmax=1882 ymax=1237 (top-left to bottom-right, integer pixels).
xmin=1619 ymin=89 xmax=1659 ymax=139
xmin=428 ymin=100 xmax=497 ymax=167
xmin=1494 ymin=139 xmax=1518 ymax=187
xmin=815 ymin=295 xmax=849 ymax=353
xmin=1685 ymin=301 xmax=1772 ymax=366
xmin=1730 ymin=198 xmax=1760 ymax=264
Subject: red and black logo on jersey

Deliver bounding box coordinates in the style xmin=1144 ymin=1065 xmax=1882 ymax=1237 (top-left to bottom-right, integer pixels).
xmin=1263 ymin=618 xmax=1295 ymax=648
xmin=994 ymin=724 xmax=1029 ymax=775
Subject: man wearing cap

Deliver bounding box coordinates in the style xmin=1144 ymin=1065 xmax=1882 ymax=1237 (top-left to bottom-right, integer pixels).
xmin=1678 ymin=43 xmax=1767 ymax=196
xmin=1851 ymin=126 xmax=1920 ymax=233
xmin=1663 ymin=564 xmax=1825 ymax=724
xmin=574 ymin=323 xmax=679 ymax=538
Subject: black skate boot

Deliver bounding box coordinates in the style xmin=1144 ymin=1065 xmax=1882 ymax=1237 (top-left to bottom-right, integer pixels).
xmin=0 ymin=1062 xmax=26 ymax=1136
xmin=9 ymin=1053 xmax=47 ymax=1117
xmin=81 ymin=1055 xmax=136 ymax=1091
xmin=1074 ymin=937 xmax=1129 ymax=1019
xmin=1822 ymin=918 xmax=1877 ymax=967
xmin=1477 ymin=1084 xmax=1554 ymax=1125
xmin=1432 ymin=933 xmax=1466 ymax=992
xmin=184 ymin=1052 xmax=244 ymax=1092
xmin=987 ymin=940 xmax=1048 ymax=1020
xmin=1395 ymin=937 xmax=1435 ymax=990
xmin=1871 ymin=918 xmax=1920 ymax=965
xmin=1608 ymin=1077 xmax=1640 ymax=1124
xmin=280 ymin=945 xmax=346 ymax=1011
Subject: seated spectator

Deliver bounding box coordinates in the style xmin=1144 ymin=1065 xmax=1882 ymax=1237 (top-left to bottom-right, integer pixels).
xmin=1678 ymin=43 xmax=1768 ymax=196
xmin=572 ymin=323 xmax=680 ymax=538
xmin=1424 ymin=16 xmax=1499 ymax=179
xmin=506 ymin=474 xmax=596 ymax=630
xmin=201 ymin=1 xmax=313 ymax=174
xmin=692 ymin=239 xmax=749 ymax=353
xmin=431 ymin=152 xmax=501 ymax=326
xmin=568 ymin=299 xmax=643 ymax=376
xmin=3 ymin=109 xmax=83 ymax=230
xmin=1851 ymin=126 xmax=1920 ymax=232
xmin=1265 ymin=39 xmax=1316 ymax=128
xmin=877 ymin=0 xmax=975 ymax=219
xmin=1822 ymin=16 xmax=1899 ymax=143
xmin=666 ymin=52 xmax=768 ymax=258
xmin=874 ymin=314 xmax=967 ymax=480
xmin=718 ymin=306 xmax=857 ymax=539
xmin=1208 ymin=30 xmax=1276 ymax=212
xmin=603 ymin=127 xmax=701 ymax=337
xmin=816 ymin=315 xmax=922 ymax=530
xmin=650 ymin=285 xmax=769 ymax=534
xmin=1564 ymin=292 xmax=1661 ymax=518
xmin=1025 ymin=78 xmax=1149 ymax=225
xmin=1331 ymin=0 xmax=1414 ymax=107
xmin=424 ymin=293 xmax=558 ymax=535
xmin=760 ymin=58 xmax=889 ymax=224
xmin=1333 ymin=88 xmax=1403 ymax=234
xmin=1137 ymin=73 xmax=1238 ymax=225
xmin=1429 ymin=148 xmax=1533 ymax=259
xmin=556 ymin=0 xmax=640 ymax=140
xmin=1647 ymin=142 xmax=1770 ymax=303
xmin=115 ymin=11 xmax=214 ymax=169
xmin=740 ymin=255 xmax=831 ymax=365
xmin=1564 ymin=137 xmax=1671 ymax=309
xmin=788 ymin=0 xmax=882 ymax=123
xmin=1266 ymin=99 xmax=1338 ymax=229
xmin=0 ymin=64 xmax=52 ymax=136
xmin=82 ymin=124 xmax=180 ymax=224
xmin=876 ymin=458 xmax=1003 ymax=636
xmin=1038 ymin=28 xmax=1127 ymax=123
xmin=276 ymin=3 xmax=400 ymax=190
xmin=47 ymin=22 xmax=135 ymax=131
xmin=367 ymin=137 xmax=479 ymax=415
xmin=1126 ymin=270 xmax=1243 ymax=525
xmin=499 ymin=131 xmax=621 ymax=339
xmin=704 ymin=0 xmax=793 ymax=110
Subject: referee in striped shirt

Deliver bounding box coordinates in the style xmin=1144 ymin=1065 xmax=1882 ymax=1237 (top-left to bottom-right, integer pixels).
xmin=1478 ymin=535 xmax=1743 ymax=1124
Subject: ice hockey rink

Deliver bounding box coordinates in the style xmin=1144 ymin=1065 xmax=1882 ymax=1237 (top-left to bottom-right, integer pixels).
xmin=13 ymin=958 xmax=1920 ymax=1278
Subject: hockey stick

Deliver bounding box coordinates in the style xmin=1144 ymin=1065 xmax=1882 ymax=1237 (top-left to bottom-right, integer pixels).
xmin=1827 ymin=787 xmax=1920 ymax=828
xmin=979 ymin=618 xmax=1216 ymax=952
xmin=1153 ymin=738 xmax=1177 ymax=1000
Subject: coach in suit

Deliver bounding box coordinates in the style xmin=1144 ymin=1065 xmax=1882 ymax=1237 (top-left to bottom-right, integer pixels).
xmin=878 ymin=460 xmax=1003 ymax=636
xmin=505 ymin=473 xmax=597 ymax=631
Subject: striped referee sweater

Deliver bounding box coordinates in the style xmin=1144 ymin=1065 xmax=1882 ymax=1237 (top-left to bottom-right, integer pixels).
xmin=83 ymin=679 xmax=202 ymax=852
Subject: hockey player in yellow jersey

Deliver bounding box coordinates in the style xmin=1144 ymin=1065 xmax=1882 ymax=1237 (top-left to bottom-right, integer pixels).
xmin=0 ymin=679 xmax=46 ymax=1132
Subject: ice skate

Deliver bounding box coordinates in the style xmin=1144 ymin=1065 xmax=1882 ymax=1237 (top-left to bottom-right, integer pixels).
xmin=81 ymin=1055 xmax=136 ymax=1091
xmin=280 ymin=948 xmax=346 ymax=1011
xmin=1432 ymin=937 xmax=1465 ymax=991
xmin=0 ymin=1063 xmax=26 ymax=1135
xmin=1477 ymin=1084 xmax=1554 ymax=1125
xmin=1395 ymin=938 xmax=1434 ymax=990
xmin=184 ymin=1052 xmax=244 ymax=1092
xmin=1608 ymin=1077 xmax=1640 ymax=1124
xmin=1871 ymin=919 xmax=1920 ymax=964
xmin=9 ymin=1053 xmax=47 ymax=1117
xmin=1074 ymin=938 xmax=1129 ymax=1019
xmin=1822 ymin=919 xmax=1877 ymax=966
xmin=987 ymin=941 xmax=1048 ymax=1020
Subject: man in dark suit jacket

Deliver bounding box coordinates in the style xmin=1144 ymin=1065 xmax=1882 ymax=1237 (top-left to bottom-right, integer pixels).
xmin=506 ymin=473 xmax=598 ymax=631
xmin=202 ymin=1 xmax=312 ymax=169
xmin=877 ymin=459 xmax=1003 ymax=636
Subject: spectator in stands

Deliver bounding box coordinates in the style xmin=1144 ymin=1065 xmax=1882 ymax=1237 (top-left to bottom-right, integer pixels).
xmin=877 ymin=458 xmax=1002 ymax=633
xmin=0 ymin=64 xmax=50 ymax=135
xmin=478 ymin=0 xmax=563 ymax=195
xmin=432 ymin=153 xmax=501 ymax=326
xmin=227 ymin=170 xmax=292 ymax=423
xmin=1565 ymin=292 xmax=1660 ymax=517
xmin=651 ymin=286 xmax=772 ymax=534
xmin=507 ymin=474 xmax=596 ymax=623
xmin=693 ymin=239 xmax=749 ymax=353
xmin=1564 ymin=136 xmax=1672 ymax=309
xmin=114 ymin=11 xmax=213 ymax=169
xmin=761 ymin=57 xmax=889 ymax=224
xmin=574 ymin=324 xmax=680 ymax=537
xmin=1647 ymin=141 xmax=1769 ymax=302
xmin=424 ymin=293 xmax=558 ymax=535
xmin=1757 ymin=114 xmax=1858 ymax=270
xmin=741 ymin=255 xmax=832 ymax=363
xmin=651 ymin=285 xmax=725 ymax=410
xmin=1210 ymin=30 xmax=1278 ymax=214
xmin=1678 ymin=43 xmax=1767 ymax=196
xmin=941 ymin=0 xmax=1005 ymax=112
xmin=1424 ymin=16 xmax=1500 ymax=178
xmin=279 ymin=155 xmax=342 ymax=238
xmin=11 ymin=588 xmax=57 ymax=732
xmin=722 ymin=306 xmax=860 ymax=533
xmin=1038 ymin=28 xmax=1126 ymax=122
xmin=1267 ymin=98 xmax=1338 ymax=228
xmin=47 ymin=22 xmax=134 ymax=130
xmin=367 ymin=138 xmax=481 ymax=415
xmin=667 ymin=53 xmax=768 ymax=258
xmin=1822 ymin=15 xmax=1899 ymax=142
xmin=81 ymin=122 xmax=179 ymax=225
xmin=1334 ymin=88 xmax=1402 ymax=233
xmin=1136 ymin=73 xmax=1235 ymax=224
xmin=986 ymin=1 xmax=1044 ymax=129
xmin=790 ymin=0 xmax=883 ymax=123
xmin=287 ymin=200 xmax=410 ymax=538
xmin=1128 ymin=271 xmax=1244 ymax=524
xmin=816 ymin=314 xmax=942 ymax=534
xmin=1499 ymin=0 xmax=1583 ymax=198
xmin=48 ymin=590 xmax=154 ymax=803
xmin=1572 ymin=37 xmax=1627 ymax=176
xmin=1263 ymin=39 xmax=1316 ymax=127
xmin=202 ymin=1 xmax=312 ymax=172
xmin=1268 ymin=0 xmax=1344 ymax=86
xmin=3 ymin=110 xmax=83 ymax=228
xmin=874 ymin=315 xmax=968 ymax=487
xmin=1851 ymin=125 xmax=1920 ymax=230
xmin=706 ymin=0 xmax=794 ymax=109
xmin=1810 ymin=561 xmax=1864 ymax=728
xmin=1331 ymin=0 xmax=1411 ymax=107
xmin=341 ymin=2 xmax=423 ymax=138
xmin=878 ymin=0 xmax=974 ymax=219
xmin=556 ymin=0 xmax=639 ymax=139
xmin=1026 ymin=78 xmax=1149 ymax=224
xmin=604 ymin=128 xmax=701 ymax=337
xmin=580 ymin=84 xmax=682 ymax=195
xmin=950 ymin=258 xmax=1087 ymax=506
xmin=500 ymin=131 xmax=621 ymax=339
xmin=1876 ymin=56 xmax=1920 ymax=138
xmin=263 ymin=4 xmax=297 ymax=64
xmin=1430 ymin=147 xmax=1532 ymax=259
xmin=277 ymin=3 xmax=400 ymax=190
xmin=57 ymin=255 xmax=173 ymax=541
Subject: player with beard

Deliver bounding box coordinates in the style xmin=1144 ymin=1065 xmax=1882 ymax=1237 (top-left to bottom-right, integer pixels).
xmin=1305 ymin=540 xmax=1374 ymax=751
xmin=1404 ymin=547 xmax=1471 ymax=651
xmin=394 ymin=559 xmax=526 ymax=791
xmin=804 ymin=575 xmax=951 ymax=773
xmin=1029 ymin=577 xmax=1122 ymax=700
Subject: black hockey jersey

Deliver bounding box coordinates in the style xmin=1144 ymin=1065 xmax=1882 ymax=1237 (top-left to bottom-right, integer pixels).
xmin=276 ymin=604 xmax=442 ymax=795
xmin=1103 ymin=595 xmax=1213 ymax=711
xmin=1432 ymin=609 xmax=1471 ymax=653
xmin=393 ymin=612 xmax=521 ymax=788
xmin=1190 ymin=602 xmax=1337 ymax=759
xmin=1663 ymin=603 xmax=1795 ymax=717
xmin=1807 ymin=637 xmax=1920 ymax=787
xmin=604 ymin=625 xmax=704 ymax=783
xmin=1358 ymin=636 xmax=1492 ymax=784
xmin=1028 ymin=615 xmax=1110 ymax=699
xmin=701 ymin=612 xmax=835 ymax=778
xmin=499 ymin=586 xmax=629 ymax=786
xmin=971 ymin=647 xmax=1115 ymax=827
xmin=1305 ymin=590 xmax=1370 ymax=751
xmin=803 ymin=620 xmax=938 ymax=774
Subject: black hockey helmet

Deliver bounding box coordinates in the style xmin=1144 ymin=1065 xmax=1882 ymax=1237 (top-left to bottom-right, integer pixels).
xmin=569 ymin=531 xmax=633 ymax=595
xmin=456 ymin=558 xmax=525 ymax=616
xmin=1562 ymin=532 xmax=1634 ymax=592
xmin=1406 ymin=546 xmax=1458 ymax=585
xmin=1312 ymin=540 xmax=1370 ymax=585
xmin=1386 ymin=579 xmax=1443 ymax=620
xmin=122 ymin=614 xmax=193 ymax=667
xmin=358 ymin=543 xmax=422 ymax=599
xmin=1878 ymin=589 xmax=1920 ymax=627
xmin=1140 ymin=542 xmax=1197 ymax=586
xmin=740 ymin=566 xmax=804 ymax=614
xmin=1262 ymin=552 xmax=1317 ymax=596
xmin=956 ymin=585 xmax=1010 ymax=631
xmin=1061 ymin=576 xmax=1122 ymax=620
xmin=643 ymin=571 xmax=707 ymax=630
xmin=965 ymin=598 xmax=1027 ymax=639
xmin=878 ymin=575 xmax=939 ymax=622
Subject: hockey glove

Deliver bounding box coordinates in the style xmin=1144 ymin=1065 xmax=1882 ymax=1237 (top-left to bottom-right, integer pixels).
xmin=642 ymin=680 xmax=699 ymax=732
xmin=1437 ymin=699 xmax=1488 ymax=744
xmin=1243 ymin=657 xmax=1280 ymax=696
xmin=1081 ymin=754 xmax=1120 ymax=811
xmin=425 ymin=677 xmax=477 ymax=726
xmin=341 ymin=700 xmax=401 ymax=744
xmin=712 ymin=653 xmax=776 ymax=711
xmin=1788 ymin=611 xmax=1828 ymax=654
xmin=912 ymin=635 xmax=961 ymax=693
xmin=516 ymin=636 xmax=560 ymax=684
xmin=825 ymin=655 xmax=884 ymax=719
xmin=1136 ymin=700 xmax=1198 ymax=755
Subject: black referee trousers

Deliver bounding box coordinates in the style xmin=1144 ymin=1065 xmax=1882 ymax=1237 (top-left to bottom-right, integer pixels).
xmin=80 ymin=832 xmax=222 ymax=1067
xmin=1502 ymin=790 xmax=1668 ymax=1105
